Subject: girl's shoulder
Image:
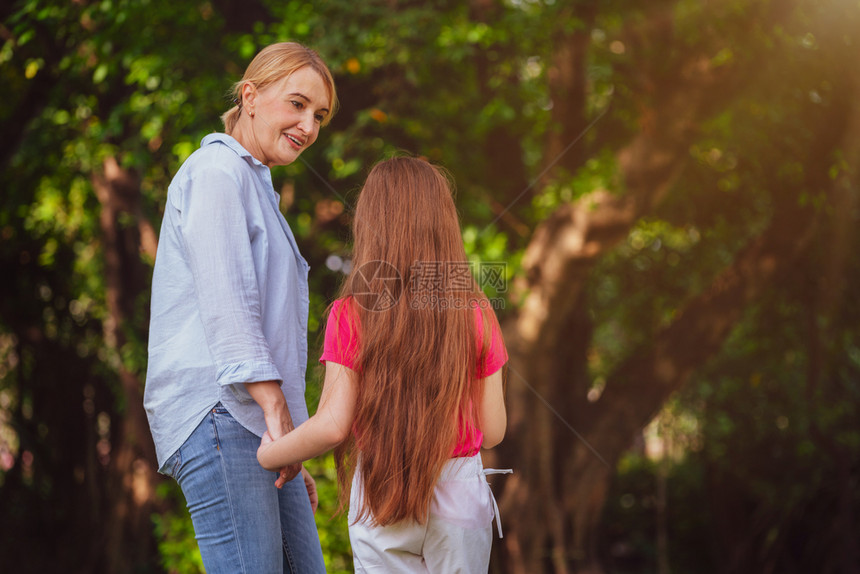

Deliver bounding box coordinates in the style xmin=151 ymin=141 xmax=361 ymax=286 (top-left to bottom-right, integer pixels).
xmin=473 ymin=304 xmax=508 ymax=377
xmin=331 ymin=296 xmax=355 ymax=318
xmin=321 ymin=297 xmax=360 ymax=368
xmin=472 ymin=303 xmax=500 ymax=334
xmin=328 ymin=296 xmax=361 ymax=333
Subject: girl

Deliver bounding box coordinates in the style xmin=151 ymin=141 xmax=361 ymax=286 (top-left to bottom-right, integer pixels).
xmin=257 ymin=156 xmax=510 ymax=573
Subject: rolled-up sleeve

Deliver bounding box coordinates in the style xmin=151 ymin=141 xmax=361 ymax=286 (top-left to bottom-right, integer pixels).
xmin=176 ymin=157 xmax=282 ymax=388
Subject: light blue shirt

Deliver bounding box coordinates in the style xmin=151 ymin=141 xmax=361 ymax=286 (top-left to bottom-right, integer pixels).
xmin=144 ymin=133 xmax=310 ymax=470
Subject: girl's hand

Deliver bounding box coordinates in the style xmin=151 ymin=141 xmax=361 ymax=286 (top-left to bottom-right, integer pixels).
xmin=274 ymin=457 xmax=301 ymax=489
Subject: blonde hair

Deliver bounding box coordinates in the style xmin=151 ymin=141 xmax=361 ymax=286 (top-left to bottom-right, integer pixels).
xmin=220 ymin=42 xmax=338 ymax=134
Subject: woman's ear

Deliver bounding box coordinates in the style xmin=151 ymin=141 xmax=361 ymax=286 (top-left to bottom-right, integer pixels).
xmin=241 ymin=82 xmax=257 ymax=116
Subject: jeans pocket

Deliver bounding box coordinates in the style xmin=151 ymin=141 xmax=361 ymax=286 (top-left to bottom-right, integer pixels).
xmin=212 ymin=404 xmax=242 ymax=428
xmin=212 ymin=402 xmax=231 ymax=415
xmin=159 ymin=447 xmax=183 ymax=480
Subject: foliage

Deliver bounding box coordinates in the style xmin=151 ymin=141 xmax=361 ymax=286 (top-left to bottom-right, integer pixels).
xmin=1 ymin=0 xmax=859 ymax=572
xmin=151 ymin=482 xmax=205 ymax=574
xmin=583 ymin=3 xmax=860 ymax=569
xmin=600 ymin=453 xmax=717 ymax=574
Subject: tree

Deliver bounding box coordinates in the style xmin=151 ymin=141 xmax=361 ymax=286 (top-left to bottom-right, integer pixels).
xmin=2 ymin=1 xmax=858 ymax=572
xmin=0 ymin=1 xmax=268 ymax=571
xmin=491 ymin=2 xmax=860 ymax=571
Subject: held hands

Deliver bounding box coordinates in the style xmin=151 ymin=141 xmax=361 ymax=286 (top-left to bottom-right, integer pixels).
xmin=244 ymin=381 xmax=306 ymax=489
xmin=257 ymin=431 xmax=318 ymax=514
xmin=257 ymin=430 xmax=277 ymax=467
xmin=257 ymin=430 xmax=299 ymax=488
xmin=258 ymin=430 xmax=301 ymax=488
xmin=257 ymin=421 xmax=302 ymax=488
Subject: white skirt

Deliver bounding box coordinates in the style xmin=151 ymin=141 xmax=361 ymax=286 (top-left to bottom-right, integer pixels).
xmin=348 ymin=453 xmax=511 ymax=574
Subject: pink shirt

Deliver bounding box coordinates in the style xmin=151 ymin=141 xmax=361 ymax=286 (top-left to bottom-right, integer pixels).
xmin=319 ymin=298 xmax=508 ymax=456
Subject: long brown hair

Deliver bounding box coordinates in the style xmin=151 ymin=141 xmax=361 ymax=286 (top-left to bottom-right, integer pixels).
xmin=334 ymin=156 xmax=496 ymax=525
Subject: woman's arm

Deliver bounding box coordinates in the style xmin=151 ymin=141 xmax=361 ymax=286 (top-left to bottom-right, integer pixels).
xmin=245 ymin=380 xmax=298 ymax=486
xmin=257 ymin=361 xmax=357 ymax=470
xmin=479 ymin=368 xmax=507 ymax=449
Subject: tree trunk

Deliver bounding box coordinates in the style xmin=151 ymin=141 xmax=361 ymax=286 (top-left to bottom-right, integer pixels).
xmin=491 ymin=4 xmax=833 ymax=571
xmin=494 ymin=36 xmax=727 ymax=570
xmin=469 ymin=0 xmax=532 ymax=239
xmin=92 ymin=156 xmax=160 ymax=573
xmin=804 ymin=52 xmax=860 ymax=574
xmin=543 ymin=4 xmax=595 ymax=180
xmin=499 ymin=172 xmax=823 ymax=572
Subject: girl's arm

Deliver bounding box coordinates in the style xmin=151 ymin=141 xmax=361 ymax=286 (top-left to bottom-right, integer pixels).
xmin=479 ymin=368 xmax=507 ymax=449
xmin=257 ymin=361 xmax=357 ymax=470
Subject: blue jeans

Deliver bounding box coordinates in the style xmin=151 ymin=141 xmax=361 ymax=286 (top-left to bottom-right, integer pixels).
xmin=162 ymin=404 xmax=325 ymax=573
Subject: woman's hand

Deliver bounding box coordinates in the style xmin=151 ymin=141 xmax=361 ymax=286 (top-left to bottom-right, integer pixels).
xmin=266 ymin=411 xmax=301 ymax=488
xmin=301 ymin=466 xmax=319 ymax=514
xmin=246 ymin=380 xmax=301 ymax=487
xmin=257 ymin=431 xmax=272 ymax=463
xmin=251 ymin=366 xmax=358 ymax=491
xmin=257 ymin=433 xmax=317 ymax=506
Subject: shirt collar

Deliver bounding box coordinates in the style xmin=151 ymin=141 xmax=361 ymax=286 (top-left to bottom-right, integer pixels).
xmin=201 ymin=132 xmax=267 ymax=169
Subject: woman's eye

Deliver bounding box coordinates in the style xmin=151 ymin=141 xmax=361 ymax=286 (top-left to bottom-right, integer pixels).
xmin=291 ymin=100 xmax=303 ymax=109
xmin=314 ymin=114 xmax=324 ymax=123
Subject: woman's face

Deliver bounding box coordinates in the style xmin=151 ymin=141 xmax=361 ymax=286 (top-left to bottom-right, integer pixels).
xmin=243 ymin=66 xmax=331 ymax=167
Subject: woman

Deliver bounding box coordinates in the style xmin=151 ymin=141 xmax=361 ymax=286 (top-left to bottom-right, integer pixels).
xmin=144 ymin=42 xmax=337 ymax=573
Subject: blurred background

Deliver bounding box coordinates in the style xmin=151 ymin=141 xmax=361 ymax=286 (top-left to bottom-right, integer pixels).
xmin=2 ymin=0 xmax=859 ymax=572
